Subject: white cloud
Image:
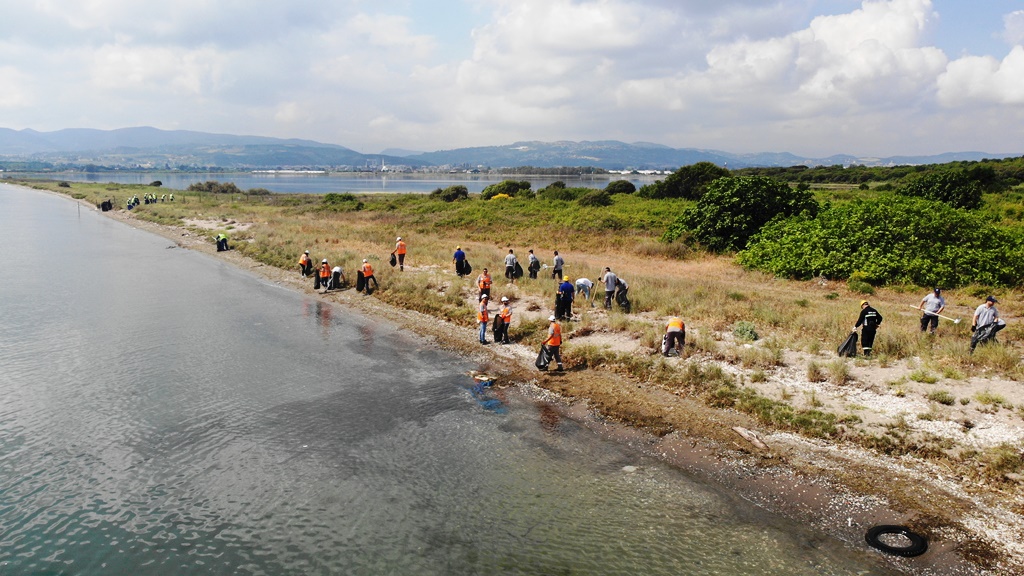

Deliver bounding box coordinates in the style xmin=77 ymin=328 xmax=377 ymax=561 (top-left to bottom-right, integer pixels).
xmin=0 ymin=66 xmax=33 ymax=108
xmin=1002 ymin=10 xmax=1024 ymax=46
xmin=937 ymin=46 xmax=1024 ymax=106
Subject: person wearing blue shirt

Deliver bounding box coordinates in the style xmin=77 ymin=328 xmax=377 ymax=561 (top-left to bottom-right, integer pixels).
xmin=453 ymin=245 xmax=467 ymax=277
xmin=556 ymin=277 xmax=575 ymax=320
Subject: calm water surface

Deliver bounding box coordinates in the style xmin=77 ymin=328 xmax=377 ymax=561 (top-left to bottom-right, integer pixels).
xmin=2 ymin=172 xmax=654 ymax=195
xmin=0 ymin=183 xmax=897 ymax=575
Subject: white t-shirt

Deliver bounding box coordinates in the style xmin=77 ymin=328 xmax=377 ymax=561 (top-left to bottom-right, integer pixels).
xmin=575 ymin=278 xmax=593 ymax=290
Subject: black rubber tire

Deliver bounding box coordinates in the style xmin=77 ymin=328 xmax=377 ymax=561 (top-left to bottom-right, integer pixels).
xmin=865 ymin=525 xmax=928 ymax=557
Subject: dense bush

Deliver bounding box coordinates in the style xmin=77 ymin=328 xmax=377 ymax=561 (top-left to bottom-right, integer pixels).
xmin=605 ymin=180 xmax=636 ymax=195
xmin=537 ymin=185 xmax=589 ymax=201
xmin=638 ymin=162 xmax=730 ymax=200
xmin=429 ymin=185 xmax=469 ymax=202
xmin=662 ymin=176 xmax=818 ymax=252
xmin=323 ymin=193 xmax=358 ymax=204
xmin=738 ymin=195 xmax=1024 ymax=287
xmin=896 ymin=169 xmax=982 ymax=209
xmin=577 ymin=189 xmax=612 ymax=207
xmin=481 ymin=180 xmax=531 ymax=200
xmin=187 ymin=180 xmax=242 ymax=195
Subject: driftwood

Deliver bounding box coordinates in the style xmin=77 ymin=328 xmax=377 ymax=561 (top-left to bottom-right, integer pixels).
xmin=732 ymin=426 xmax=769 ymax=450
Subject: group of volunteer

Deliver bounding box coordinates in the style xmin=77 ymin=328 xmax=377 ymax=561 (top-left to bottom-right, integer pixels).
xmin=849 ymin=288 xmax=1006 ymax=356
xmin=297 ymin=247 xmax=381 ymax=295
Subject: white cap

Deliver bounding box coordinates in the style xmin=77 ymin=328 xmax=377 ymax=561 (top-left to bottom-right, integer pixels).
xmin=396 ymin=236 xmax=402 ymax=241
xmin=548 ymin=315 xmax=556 ymax=321
xmin=362 ymin=258 xmax=368 ymax=263
xmin=322 ymin=259 xmax=328 ymax=263
xmin=501 ymin=296 xmax=508 ymax=302
xmin=481 ymin=294 xmax=489 ymax=299
xmin=304 ymin=250 xmax=309 ymax=254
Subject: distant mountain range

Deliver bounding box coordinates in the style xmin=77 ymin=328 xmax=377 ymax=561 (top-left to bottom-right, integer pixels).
xmin=0 ymin=127 xmax=1018 ymax=170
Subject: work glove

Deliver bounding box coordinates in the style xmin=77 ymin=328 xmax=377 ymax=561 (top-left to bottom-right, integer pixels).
xmin=970 ymin=326 xmax=976 ymax=332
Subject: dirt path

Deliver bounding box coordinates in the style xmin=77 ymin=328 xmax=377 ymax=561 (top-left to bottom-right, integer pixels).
xmin=81 ymin=198 xmax=1024 ymax=575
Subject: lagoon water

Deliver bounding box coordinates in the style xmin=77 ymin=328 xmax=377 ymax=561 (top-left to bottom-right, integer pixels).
xmin=0 ymin=183 xmax=897 ymax=575
xmin=3 ymin=171 xmax=653 ymax=195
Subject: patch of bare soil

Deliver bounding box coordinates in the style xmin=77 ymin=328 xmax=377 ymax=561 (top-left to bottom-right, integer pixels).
xmin=91 ymin=198 xmax=1024 ymax=575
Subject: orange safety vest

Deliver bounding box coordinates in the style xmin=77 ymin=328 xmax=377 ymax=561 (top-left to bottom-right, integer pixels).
xmin=546 ymin=321 xmax=562 ymax=346
xmin=395 ymin=241 xmax=406 ymax=255
xmin=320 ymin=263 xmax=330 ymax=278
xmin=500 ymin=305 xmax=512 ymax=323
xmin=477 ymin=301 xmax=489 ymax=323
xmin=667 ymin=317 xmax=685 ymax=332
xmin=299 ymin=254 xmax=310 ymax=265
xmin=362 ymin=262 xmax=374 ymax=277
xmin=478 ymin=274 xmax=491 ymax=290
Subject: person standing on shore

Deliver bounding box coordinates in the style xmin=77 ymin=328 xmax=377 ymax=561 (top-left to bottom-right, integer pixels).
xmin=853 ymin=300 xmax=883 ymax=356
xmin=453 ymin=246 xmax=467 ymax=277
xmin=918 ymin=288 xmax=946 ymax=334
xmin=527 ymin=249 xmax=540 ymax=279
xmin=504 ymin=249 xmax=518 ymax=285
xmin=542 ymin=315 xmax=564 ymax=371
xmin=299 ymin=250 xmax=313 ymax=277
xmin=601 ymin=267 xmax=618 ymax=310
xmin=392 ymin=237 xmax=407 ymax=271
xmin=497 ymin=296 xmax=512 ymax=344
xmin=552 ymin=251 xmax=565 ymax=280
xmin=477 ymin=268 xmax=492 ymax=301
xmin=478 ymin=295 xmax=490 ymax=344
xmin=664 ymin=316 xmax=685 ymax=356
xmin=361 ymin=259 xmax=378 ymax=293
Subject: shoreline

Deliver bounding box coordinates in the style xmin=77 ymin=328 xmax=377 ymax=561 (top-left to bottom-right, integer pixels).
xmin=34 ymin=185 xmax=1021 ymax=574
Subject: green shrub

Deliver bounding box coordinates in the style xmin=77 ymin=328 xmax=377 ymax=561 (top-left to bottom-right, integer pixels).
xmin=662 ymin=176 xmax=818 ymax=251
xmin=605 ymin=180 xmax=636 ymax=195
xmin=738 ymin=195 xmax=1024 ymax=287
xmin=481 ymin=180 xmax=531 ymax=200
xmin=429 ymin=185 xmax=469 ymax=202
xmin=733 ymin=321 xmax=759 ymax=341
xmin=638 ymin=162 xmax=730 ymax=200
xmin=897 ymin=169 xmax=982 ymax=209
xmin=577 ymin=189 xmax=612 ymax=207
xmin=927 ymin=390 xmax=956 ymax=405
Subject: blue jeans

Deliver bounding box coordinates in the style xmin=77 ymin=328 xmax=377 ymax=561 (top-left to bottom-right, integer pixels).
xmin=479 ymin=322 xmax=487 ymax=342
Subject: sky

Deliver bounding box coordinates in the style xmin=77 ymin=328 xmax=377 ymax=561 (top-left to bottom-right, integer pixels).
xmin=1 ymin=0 xmax=1022 ymax=157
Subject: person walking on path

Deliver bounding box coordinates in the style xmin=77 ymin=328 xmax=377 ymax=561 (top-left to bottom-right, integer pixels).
xmin=317 ymin=259 xmax=330 ymax=290
xmin=528 ymin=249 xmax=540 ymax=279
xmin=971 ymin=296 xmax=1004 ymax=353
xmin=299 ymin=250 xmax=313 ymax=277
xmin=575 ymin=277 xmax=594 ymax=307
xmin=477 ymin=268 xmax=492 ymax=301
xmin=853 ymin=300 xmax=883 ymax=356
xmin=477 ymin=295 xmax=490 ymax=344
xmin=392 ymin=237 xmax=407 ymax=271
xmin=552 ymin=251 xmax=565 ymax=280
xmin=360 ymin=259 xmax=378 ymax=293
xmin=665 ymin=317 xmax=685 ymax=356
xmin=504 ymin=249 xmax=518 ymax=285
xmin=918 ymin=288 xmax=946 ymax=334
xmin=497 ymin=296 xmax=513 ymax=344
xmin=541 ymin=315 xmax=564 ymax=371
xmin=557 ymin=277 xmax=575 ymax=320
xmin=453 ymin=246 xmax=467 ymax=277
xmin=601 ymin=267 xmax=618 ymax=310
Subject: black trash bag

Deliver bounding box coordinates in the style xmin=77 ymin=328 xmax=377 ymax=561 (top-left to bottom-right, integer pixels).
xmin=661 ymin=334 xmax=670 ymax=356
xmin=390 ymin=253 xmax=397 ymax=267
xmin=971 ymin=321 xmax=1005 ymax=349
xmin=513 ymin=261 xmax=524 ymax=279
xmin=356 ymin=270 xmax=366 ymax=292
xmin=837 ymin=332 xmax=858 ymax=357
xmin=464 ymin=259 xmax=472 ymax=276
xmin=535 ymin=345 xmax=552 ymax=371
xmin=314 ymin=274 xmax=321 ymax=289
xmin=493 ymin=316 xmax=504 ymax=340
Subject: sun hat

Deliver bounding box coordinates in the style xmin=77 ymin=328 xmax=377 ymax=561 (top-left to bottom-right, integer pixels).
xmin=548 ymin=315 xmax=556 ymax=321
